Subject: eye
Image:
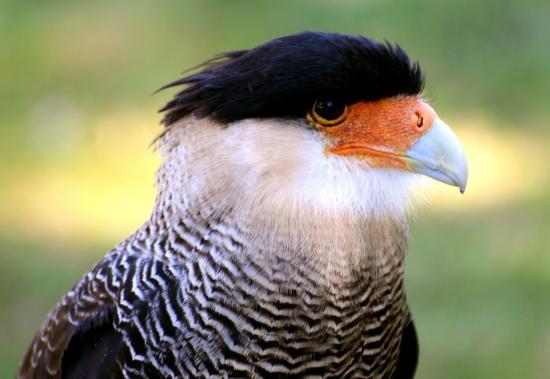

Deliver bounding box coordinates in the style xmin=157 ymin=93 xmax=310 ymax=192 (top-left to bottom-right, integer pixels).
xmin=309 ymin=99 xmax=348 ymax=127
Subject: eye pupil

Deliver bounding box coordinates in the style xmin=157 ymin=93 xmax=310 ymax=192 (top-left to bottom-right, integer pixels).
xmin=314 ymin=99 xmax=346 ymax=121
xmin=309 ymin=99 xmax=347 ymax=127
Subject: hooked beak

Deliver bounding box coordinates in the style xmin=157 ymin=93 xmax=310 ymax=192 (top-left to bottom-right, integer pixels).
xmin=404 ymin=119 xmax=468 ymax=193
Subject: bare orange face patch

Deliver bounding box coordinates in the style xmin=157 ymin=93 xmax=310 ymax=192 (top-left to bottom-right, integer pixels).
xmin=317 ymin=96 xmax=437 ymax=169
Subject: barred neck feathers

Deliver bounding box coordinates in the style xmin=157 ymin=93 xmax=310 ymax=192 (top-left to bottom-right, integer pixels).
xmin=150 ymin=117 xmax=417 ymax=259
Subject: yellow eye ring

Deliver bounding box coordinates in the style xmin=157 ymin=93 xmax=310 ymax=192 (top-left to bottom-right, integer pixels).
xmin=308 ymin=99 xmax=348 ymax=128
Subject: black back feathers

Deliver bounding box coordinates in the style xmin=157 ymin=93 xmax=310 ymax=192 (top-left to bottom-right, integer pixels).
xmin=160 ymin=31 xmax=424 ymax=126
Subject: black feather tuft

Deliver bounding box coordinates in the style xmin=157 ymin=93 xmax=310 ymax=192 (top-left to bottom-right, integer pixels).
xmin=160 ymin=31 xmax=424 ymax=126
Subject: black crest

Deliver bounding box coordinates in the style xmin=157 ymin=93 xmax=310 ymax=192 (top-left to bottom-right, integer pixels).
xmin=160 ymin=31 xmax=424 ymax=126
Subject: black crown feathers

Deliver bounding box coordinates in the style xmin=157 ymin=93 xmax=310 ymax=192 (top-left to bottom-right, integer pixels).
xmin=160 ymin=31 xmax=424 ymax=126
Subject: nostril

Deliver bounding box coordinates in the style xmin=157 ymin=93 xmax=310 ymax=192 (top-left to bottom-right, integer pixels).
xmin=416 ymin=114 xmax=424 ymax=129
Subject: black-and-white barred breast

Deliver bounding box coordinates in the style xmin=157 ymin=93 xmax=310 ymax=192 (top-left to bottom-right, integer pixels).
xmin=19 ymin=207 xmax=413 ymax=378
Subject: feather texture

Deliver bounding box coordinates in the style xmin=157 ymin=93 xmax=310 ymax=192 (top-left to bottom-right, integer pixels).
xmin=19 ymin=117 xmax=419 ymax=378
xmin=159 ymin=31 xmax=423 ymax=126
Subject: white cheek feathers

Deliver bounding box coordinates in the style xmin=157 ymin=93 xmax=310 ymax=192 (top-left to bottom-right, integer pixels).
xmin=155 ymin=117 xmax=422 ymax=222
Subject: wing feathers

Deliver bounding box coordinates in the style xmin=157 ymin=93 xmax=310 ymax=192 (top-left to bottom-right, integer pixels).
xmin=392 ymin=318 xmax=419 ymax=379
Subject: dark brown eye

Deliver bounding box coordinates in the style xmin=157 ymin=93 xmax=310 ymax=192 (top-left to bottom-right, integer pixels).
xmin=309 ymin=99 xmax=347 ymax=126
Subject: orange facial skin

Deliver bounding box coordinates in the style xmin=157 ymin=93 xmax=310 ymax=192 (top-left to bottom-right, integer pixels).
xmin=320 ymin=97 xmax=437 ymax=170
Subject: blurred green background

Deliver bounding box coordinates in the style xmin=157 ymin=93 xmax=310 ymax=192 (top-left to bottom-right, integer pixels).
xmin=1 ymin=0 xmax=549 ymax=378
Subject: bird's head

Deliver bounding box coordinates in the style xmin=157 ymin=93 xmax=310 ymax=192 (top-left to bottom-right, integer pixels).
xmin=158 ymin=32 xmax=468 ymax=220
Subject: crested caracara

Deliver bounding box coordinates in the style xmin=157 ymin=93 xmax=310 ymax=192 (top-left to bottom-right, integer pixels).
xmin=18 ymin=31 xmax=467 ymax=379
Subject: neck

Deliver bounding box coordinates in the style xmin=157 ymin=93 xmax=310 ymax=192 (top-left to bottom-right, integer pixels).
xmin=126 ymin=117 xmax=412 ymax=376
xmin=147 ymin=117 xmax=413 ymax=267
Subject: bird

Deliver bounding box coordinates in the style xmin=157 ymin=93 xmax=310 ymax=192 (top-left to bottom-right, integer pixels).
xmin=18 ymin=31 xmax=468 ymax=379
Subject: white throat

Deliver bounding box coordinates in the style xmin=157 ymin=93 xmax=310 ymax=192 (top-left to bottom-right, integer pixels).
xmin=153 ymin=117 xmax=421 ymax=225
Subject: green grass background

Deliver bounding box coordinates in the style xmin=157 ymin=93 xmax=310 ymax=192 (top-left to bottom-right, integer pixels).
xmin=1 ymin=0 xmax=549 ymax=378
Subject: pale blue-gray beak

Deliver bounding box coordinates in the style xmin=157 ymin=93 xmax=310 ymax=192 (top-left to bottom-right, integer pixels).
xmin=404 ymin=119 xmax=468 ymax=193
